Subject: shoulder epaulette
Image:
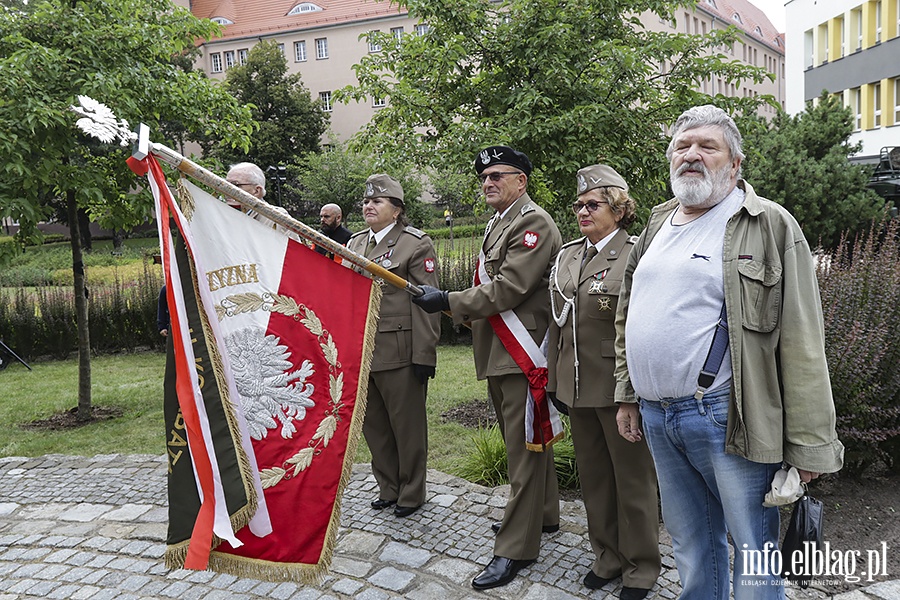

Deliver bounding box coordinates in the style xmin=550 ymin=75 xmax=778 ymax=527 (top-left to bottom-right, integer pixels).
xmin=349 ymin=230 xmax=368 ymax=240
xmin=560 ymin=237 xmax=586 ymax=249
xmin=403 ymin=225 xmax=426 ymax=239
xmin=520 ymin=204 xmax=535 ymax=216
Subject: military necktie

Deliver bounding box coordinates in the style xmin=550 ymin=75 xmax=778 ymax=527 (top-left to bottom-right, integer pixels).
xmin=581 ymin=245 xmax=598 ymax=274
xmin=366 ymin=236 xmax=376 ymax=257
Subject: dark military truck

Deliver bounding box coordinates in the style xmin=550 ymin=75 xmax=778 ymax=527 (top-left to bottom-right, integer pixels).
xmin=868 ymin=147 xmax=900 ymax=210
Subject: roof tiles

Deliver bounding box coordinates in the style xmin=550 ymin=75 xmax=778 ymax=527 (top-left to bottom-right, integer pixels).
xmin=191 ymin=0 xmax=407 ymax=39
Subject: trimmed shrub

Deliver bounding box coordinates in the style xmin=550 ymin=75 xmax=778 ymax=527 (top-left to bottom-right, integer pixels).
xmin=818 ymin=218 xmax=900 ymax=474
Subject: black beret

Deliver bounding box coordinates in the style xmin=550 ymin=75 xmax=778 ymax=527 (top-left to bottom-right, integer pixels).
xmin=474 ymin=145 xmax=533 ymax=176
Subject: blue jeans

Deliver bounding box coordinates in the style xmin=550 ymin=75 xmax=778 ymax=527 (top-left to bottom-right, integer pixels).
xmin=640 ymin=388 xmax=784 ymax=600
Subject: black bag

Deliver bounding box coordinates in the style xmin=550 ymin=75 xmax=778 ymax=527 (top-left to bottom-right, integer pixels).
xmin=780 ymin=494 xmax=824 ymax=588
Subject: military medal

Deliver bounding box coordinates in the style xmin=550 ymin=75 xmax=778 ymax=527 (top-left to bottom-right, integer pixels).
xmin=587 ymin=268 xmax=609 ymax=294
xmin=382 ymin=259 xmax=392 ymax=268
xmin=597 ymin=297 xmax=612 ymax=311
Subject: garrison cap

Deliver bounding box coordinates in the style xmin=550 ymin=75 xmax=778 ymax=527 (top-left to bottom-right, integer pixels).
xmin=576 ymin=164 xmax=629 ymax=194
xmin=474 ymin=145 xmax=533 ymax=176
xmin=365 ymin=173 xmax=404 ymax=204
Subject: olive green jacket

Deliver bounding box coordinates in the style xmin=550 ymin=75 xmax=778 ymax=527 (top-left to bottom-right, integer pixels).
xmin=615 ymin=181 xmax=844 ymax=473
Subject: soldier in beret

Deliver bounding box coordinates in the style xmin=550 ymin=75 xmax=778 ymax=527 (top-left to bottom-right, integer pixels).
xmin=547 ymin=165 xmax=659 ymax=600
xmin=347 ymin=174 xmax=441 ymax=518
xmin=414 ymin=146 xmax=562 ymax=590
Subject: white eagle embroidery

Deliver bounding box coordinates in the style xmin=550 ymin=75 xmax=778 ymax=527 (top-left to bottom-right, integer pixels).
xmin=577 ymin=174 xmax=587 ymax=192
xmin=225 ymin=328 xmax=316 ymax=440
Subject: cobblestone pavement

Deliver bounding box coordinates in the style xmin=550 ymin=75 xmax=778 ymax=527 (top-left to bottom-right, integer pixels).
xmin=0 ymin=454 xmax=896 ymax=600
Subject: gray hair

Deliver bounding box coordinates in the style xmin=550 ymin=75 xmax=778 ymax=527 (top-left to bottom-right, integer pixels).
xmin=666 ymin=105 xmax=745 ymax=171
xmin=228 ymin=162 xmax=267 ymax=197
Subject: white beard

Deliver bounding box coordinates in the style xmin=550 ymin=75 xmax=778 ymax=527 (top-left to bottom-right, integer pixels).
xmin=671 ymin=162 xmax=734 ymax=209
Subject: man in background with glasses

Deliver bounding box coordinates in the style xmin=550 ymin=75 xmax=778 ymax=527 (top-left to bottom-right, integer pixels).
xmin=225 ymin=162 xmax=298 ymax=241
xmin=414 ymin=145 xmax=562 ymax=590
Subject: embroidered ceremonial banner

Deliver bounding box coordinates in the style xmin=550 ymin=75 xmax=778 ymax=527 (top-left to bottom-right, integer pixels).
xmin=475 ymin=250 xmax=564 ymax=452
xmin=133 ymin=156 xmax=379 ymax=582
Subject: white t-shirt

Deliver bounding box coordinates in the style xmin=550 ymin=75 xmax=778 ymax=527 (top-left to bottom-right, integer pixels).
xmin=625 ymin=187 xmax=744 ymax=401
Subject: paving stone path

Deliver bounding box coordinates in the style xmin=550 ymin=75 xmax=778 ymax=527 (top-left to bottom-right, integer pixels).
xmin=0 ymin=454 xmax=896 ymax=599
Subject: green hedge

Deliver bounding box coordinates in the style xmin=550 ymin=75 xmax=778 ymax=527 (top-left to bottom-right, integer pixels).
xmin=0 ymin=267 xmax=164 ymax=360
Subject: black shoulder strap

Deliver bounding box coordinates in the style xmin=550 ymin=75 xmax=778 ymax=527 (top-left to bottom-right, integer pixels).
xmin=695 ymin=302 xmax=728 ymax=400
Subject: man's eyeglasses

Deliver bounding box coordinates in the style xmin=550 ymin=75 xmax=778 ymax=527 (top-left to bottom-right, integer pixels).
xmin=227 ymin=181 xmax=257 ymax=189
xmin=572 ymin=200 xmax=609 ymax=214
xmin=478 ymin=171 xmax=521 ymax=183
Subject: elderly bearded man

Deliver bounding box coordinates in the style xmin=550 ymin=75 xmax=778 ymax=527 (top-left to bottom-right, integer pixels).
xmin=614 ymin=105 xmax=843 ymax=600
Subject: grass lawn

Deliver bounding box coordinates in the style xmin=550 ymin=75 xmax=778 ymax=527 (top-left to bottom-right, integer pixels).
xmin=0 ymin=345 xmax=488 ymax=476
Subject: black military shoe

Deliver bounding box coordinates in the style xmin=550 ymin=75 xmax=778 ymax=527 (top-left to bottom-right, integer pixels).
xmin=471 ymin=555 xmax=535 ymax=590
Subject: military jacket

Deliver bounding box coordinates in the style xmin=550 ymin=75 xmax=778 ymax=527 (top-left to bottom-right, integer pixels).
xmin=548 ymin=229 xmax=633 ymax=408
xmin=448 ymin=193 xmax=562 ymax=379
xmin=347 ymin=224 xmax=440 ymax=372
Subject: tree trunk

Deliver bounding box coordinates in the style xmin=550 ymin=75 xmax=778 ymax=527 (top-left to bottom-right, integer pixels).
xmin=68 ymin=188 xmax=92 ymax=421
xmin=112 ymin=228 xmax=124 ymax=255
xmin=77 ymin=207 xmax=92 ymax=253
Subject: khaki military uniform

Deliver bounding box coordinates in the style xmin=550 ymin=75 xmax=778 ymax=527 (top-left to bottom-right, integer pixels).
xmin=448 ymin=193 xmax=562 ymax=561
xmin=547 ymin=230 xmax=660 ymax=588
xmin=347 ymin=224 xmax=441 ymax=508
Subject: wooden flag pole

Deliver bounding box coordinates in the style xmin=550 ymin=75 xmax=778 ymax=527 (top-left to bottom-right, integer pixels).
xmin=141 ymin=138 xmax=423 ymax=297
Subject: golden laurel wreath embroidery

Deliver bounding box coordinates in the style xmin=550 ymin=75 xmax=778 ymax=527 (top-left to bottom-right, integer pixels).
xmin=217 ymin=292 xmax=344 ymax=489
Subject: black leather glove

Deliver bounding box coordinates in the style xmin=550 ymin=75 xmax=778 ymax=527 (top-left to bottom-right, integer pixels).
xmin=549 ymin=392 xmax=569 ymax=415
xmin=411 ymin=285 xmax=450 ymax=313
xmin=412 ymin=364 xmax=436 ymax=384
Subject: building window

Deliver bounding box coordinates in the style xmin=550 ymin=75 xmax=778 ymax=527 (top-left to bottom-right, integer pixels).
xmin=804 ymin=29 xmax=814 ymax=68
xmin=277 ymin=43 xmax=285 ymax=56
xmin=238 ymin=49 xmax=248 ymax=65
xmin=368 ymin=30 xmax=382 ymax=53
xmin=211 ymin=17 xmax=233 ymax=25
xmin=287 ymin=2 xmax=323 ymax=15
xmin=839 ymin=16 xmax=846 ymax=56
xmin=210 ymin=52 xmax=222 ymax=73
xmin=415 ymin=23 xmax=429 ymax=36
xmin=874 ymin=82 xmax=882 ymax=127
xmin=373 ymin=96 xmax=386 ymax=108
xmin=319 ymin=91 xmax=332 ymax=112
xmin=732 ymin=13 xmax=742 ymax=24
xmin=876 ymin=0 xmax=883 ymax=43
xmin=895 ymin=78 xmax=900 ymax=123
xmin=852 ymin=87 xmax=862 ymax=130
xmin=224 ymin=50 xmax=235 ymax=70
xmin=853 ymin=8 xmax=863 ymax=50
xmin=391 ymin=26 xmax=404 ymax=41
xmin=294 ymin=41 xmax=307 ymax=62
xmin=684 ymin=12 xmax=691 ymax=33
xmin=316 ymin=37 xmax=328 ymax=59
xmin=706 ymin=0 xmax=717 ymax=6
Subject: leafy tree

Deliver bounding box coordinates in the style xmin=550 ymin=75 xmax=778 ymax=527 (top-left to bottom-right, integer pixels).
xmin=742 ymin=92 xmax=884 ymax=248
xmin=0 ymin=0 xmax=253 ymax=420
xmin=207 ymin=41 xmax=330 ymax=170
xmin=291 ymin=143 xmax=430 ymax=228
xmin=338 ymin=0 xmax=772 ymax=227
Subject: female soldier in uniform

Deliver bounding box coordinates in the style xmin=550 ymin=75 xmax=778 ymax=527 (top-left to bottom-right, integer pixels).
xmin=347 ymin=174 xmax=441 ymax=518
xmin=547 ymin=165 xmax=660 ymax=600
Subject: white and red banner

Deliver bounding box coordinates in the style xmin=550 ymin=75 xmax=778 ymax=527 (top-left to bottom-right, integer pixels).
xmin=129 ymin=156 xmax=379 ymax=582
xmin=475 ymin=250 xmax=564 ymax=452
